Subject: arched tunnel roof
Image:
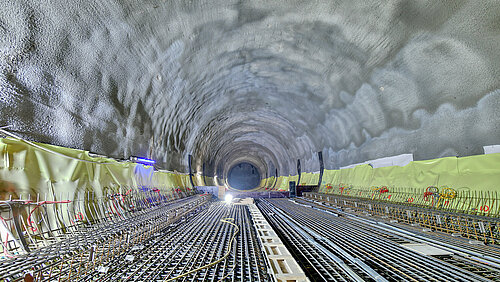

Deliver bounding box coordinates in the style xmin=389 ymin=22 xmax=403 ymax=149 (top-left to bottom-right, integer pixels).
xmin=1 ymin=1 xmax=499 ymax=179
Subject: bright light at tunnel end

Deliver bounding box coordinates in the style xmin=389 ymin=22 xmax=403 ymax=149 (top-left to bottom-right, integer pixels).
xmin=224 ymin=194 xmax=233 ymax=204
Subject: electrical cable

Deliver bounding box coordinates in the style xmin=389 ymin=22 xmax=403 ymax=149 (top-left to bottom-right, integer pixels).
xmin=371 ymin=186 xmax=389 ymax=199
xmin=163 ymin=217 xmax=240 ymax=282
xmin=0 ymin=216 xmax=15 ymax=258
xmin=437 ymin=186 xmax=457 ymax=208
xmin=439 ymin=186 xmax=457 ymax=199
xmin=218 ymin=262 xmax=237 ymax=282
xmin=423 ymin=186 xmax=440 ymax=208
xmin=27 ymin=200 xmax=71 ymax=232
xmin=0 ymin=127 xmax=120 ymax=165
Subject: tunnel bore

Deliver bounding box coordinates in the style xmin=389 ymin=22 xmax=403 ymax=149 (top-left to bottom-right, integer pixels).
xmin=227 ymin=162 xmax=261 ymax=190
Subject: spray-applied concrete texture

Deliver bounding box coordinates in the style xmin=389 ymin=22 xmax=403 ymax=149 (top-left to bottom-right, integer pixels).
xmin=1 ymin=1 xmax=499 ymax=180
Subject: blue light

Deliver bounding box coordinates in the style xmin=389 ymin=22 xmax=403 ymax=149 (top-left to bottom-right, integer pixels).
xmin=130 ymin=156 xmax=156 ymax=165
xmin=136 ymin=157 xmax=155 ymax=165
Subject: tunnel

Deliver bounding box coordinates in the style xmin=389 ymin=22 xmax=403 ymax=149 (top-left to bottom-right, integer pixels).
xmin=227 ymin=162 xmax=261 ymax=190
xmin=1 ymin=1 xmax=500 ymax=281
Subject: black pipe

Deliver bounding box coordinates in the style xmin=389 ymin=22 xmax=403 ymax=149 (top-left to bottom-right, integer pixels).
xmin=188 ymin=154 xmax=196 ymax=188
xmin=317 ymin=151 xmax=324 ymax=188
xmin=272 ymin=168 xmax=278 ymax=189
xmin=202 ymin=163 xmax=207 ymax=186
xmin=297 ymin=159 xmax=301 ymax=186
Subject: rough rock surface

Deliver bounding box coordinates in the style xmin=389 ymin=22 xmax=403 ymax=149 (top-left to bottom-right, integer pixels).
xmin=1 ymin=1 xmax=499 ymax=178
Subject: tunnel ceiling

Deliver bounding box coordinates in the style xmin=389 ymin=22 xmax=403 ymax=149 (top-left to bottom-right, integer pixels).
xmin=1 ymin=1 xmax=500 ymax=177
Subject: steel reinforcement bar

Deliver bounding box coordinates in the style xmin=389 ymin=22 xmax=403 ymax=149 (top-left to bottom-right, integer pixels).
xmin=0 ymin=195 xmax=209 ymax=281
xmin=305 ymin=192 xmax=500 ymax=245
xmin=258 ymin=198 xmax=500 ymax=281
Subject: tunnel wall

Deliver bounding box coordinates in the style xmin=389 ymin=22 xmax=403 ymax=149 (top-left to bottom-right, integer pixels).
xmin=0 ymin=138 xmax=192 ymax=201
xmin=2 ymin=1 xmax=500 ymax=177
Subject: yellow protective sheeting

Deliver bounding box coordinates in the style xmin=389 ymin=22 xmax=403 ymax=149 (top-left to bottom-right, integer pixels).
xmin=278 ymin=176 xmax=289 ymax=190
xmin=261 ymin=176 xmax=275 ymax=189
xmin=273 ymin=176 xmax=282 ymax=190
xmin=191 ymin=174 xmax=215 ymax=186
xmin=193 ymin=174 xmax=204 ymax=186
xmin=204 ymin=176 xmax=215 ymax=186
xmin=181 ymin=174 xmax=193 ymax=189
xmin=300 ymin=172 xmax=317 ymax=185
xmin=259 ymin=178 xmax=267 ymax=187
xmin=309 ymin=173 xmax=320 ymax=185
xmin=0 ymin=138 xmax=191 ymax=201
xmin=315 ymin=154 xmax=500 ymax=215
xmin=299 ymin=172 xmax=310 ymax=185
xmin=272 ymin=176 xmax=284 ymax=190
xmin=264 ymin=177 xmax=275 ymax=188
xmin=319 ymin=155 xmax=500 ymax=192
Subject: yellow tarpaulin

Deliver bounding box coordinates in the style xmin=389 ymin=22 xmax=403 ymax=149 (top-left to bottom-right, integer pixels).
xmin=0 ymin=138 xmax=191 ymax=201
xmin=314 ymin=154 xmax=500 ymax=214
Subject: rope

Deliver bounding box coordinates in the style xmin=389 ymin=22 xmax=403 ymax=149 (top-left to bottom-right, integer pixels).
xmin=164 ymin=217 xmax=239 ymax=281
xmin=218 ymin=262 xmax=237 ymax=282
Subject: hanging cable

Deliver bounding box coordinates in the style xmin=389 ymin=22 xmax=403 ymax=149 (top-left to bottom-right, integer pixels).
xmin=0 ymin=216 xmax=15 ymax=258
xmin=27 ymin=200 xmax=71 ymax=232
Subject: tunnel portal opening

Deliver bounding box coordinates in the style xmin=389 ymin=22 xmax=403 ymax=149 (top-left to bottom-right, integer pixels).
xmin=227 ymin=162 xmax=261 ymax=190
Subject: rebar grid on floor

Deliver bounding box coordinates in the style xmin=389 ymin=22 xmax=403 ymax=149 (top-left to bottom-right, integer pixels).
xmin=257 ymin=198 xmax=500 ymax=281
xmin=0 ymin=195 xmax=209 ymax=281
xmin=0 ymin=199 xmax=271 ymax=281
xmin=90 ymin=202 xmax=270 ymax=282
xmin=305 ymin=192 xmax=500 ymax=245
